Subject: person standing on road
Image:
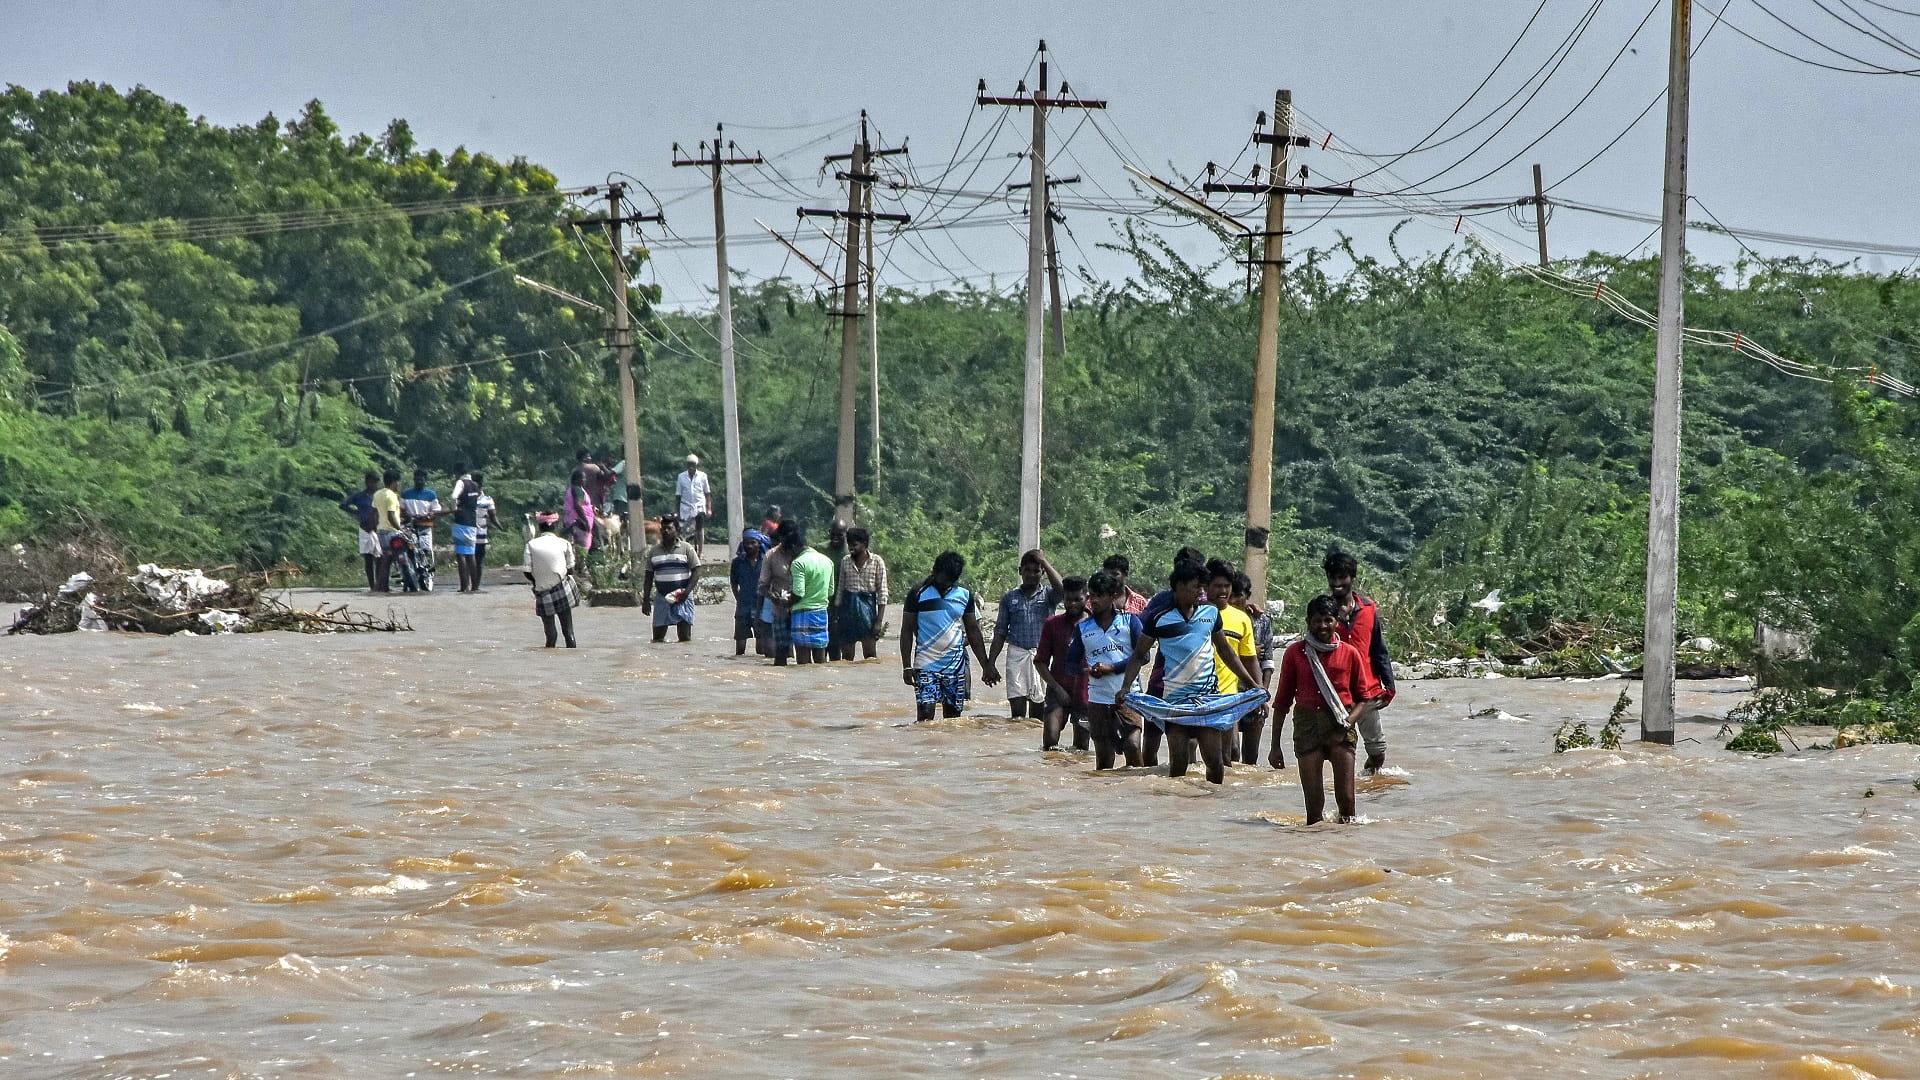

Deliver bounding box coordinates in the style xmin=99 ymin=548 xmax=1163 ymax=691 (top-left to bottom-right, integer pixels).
xmin=339 ymin=470 xmax=381 ymax=591
xmin=399 ymin=469 xmax=442 ymax=592
xmin=676 ymin=455 xmax=714 ymax=559
xmin=372 ymin=470 xmax=406 ymax=593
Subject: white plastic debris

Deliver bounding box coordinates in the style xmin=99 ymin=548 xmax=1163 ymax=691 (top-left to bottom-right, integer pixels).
xmin=1099 ymin=524 xmax=1118 ymax=541
xmin=1683 ymin=636 xmax=1718 ymax=651
xmin=130 ymin=564 xmax=230 ymax=612
xmin=198 ymin=610 xmax=245 ymax=633
xmin=77 ymin=593 xmax=107 ymax=631
xmin=1471 ymin=589 xmax=1504 ymax=614
xmin=59 ymin=572 xmax=93 ymax=596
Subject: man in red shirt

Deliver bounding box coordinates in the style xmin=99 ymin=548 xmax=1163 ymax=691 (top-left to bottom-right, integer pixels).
xmin=1102 ymin=554 xmax=1151 ymax=616
xmin=1271 ymin=594 xmax=1384 ymax=825
xmin=1033 ymin=577 xmax=1089 ymax=752
xmin=1324 ymin=549 xmax=1397 ymax=773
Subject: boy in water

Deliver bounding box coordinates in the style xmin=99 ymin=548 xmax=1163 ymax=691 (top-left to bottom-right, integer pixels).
xmin=901 ymin=551 xmax=1001 ymax=721
xmin=1324 ymin=549 xmax=1397 ymax=773
xmin=1119 ymin=561 xmax=1262 ymax=785
xmin=987 ymin=549 xmax=1063 ymax=719
xmin=1033 ymin=576 xmax=1089 ymax=751
xmin=1235 ymin=571 xmax=1277 ymax=767
xmin=1271 ymin=594 xmax=1383 ymax=824
xmin=1073 ymin=570 xmax=1146 ymax=769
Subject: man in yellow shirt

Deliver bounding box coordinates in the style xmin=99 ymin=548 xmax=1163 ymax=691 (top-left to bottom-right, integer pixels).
xmin=371 ymin=470 xmax=404 ymax=592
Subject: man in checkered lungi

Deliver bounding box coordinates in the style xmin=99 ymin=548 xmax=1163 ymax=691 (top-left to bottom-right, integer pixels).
xmin=525 ymin=513 xmax=580 ymax=648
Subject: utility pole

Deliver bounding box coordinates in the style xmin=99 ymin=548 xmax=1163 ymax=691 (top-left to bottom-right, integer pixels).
xmin=575 ymin=184 xmax=663 ymax=594
xmin=1012 ymin=174 xmax=1078 ymax=360
xmin=672 ymin=126 xmax=763 ymax=549
xmin=799 ymin=112 xmax=907 ymax=528
xmin=1203 ymin=92 xmax=1351 ymax=601
xmin=1531 ymin=163 xmax=1551 ymax=267
xmin=1643 ymin=0 xmax=1692 ymax=746
xmin=979 ymin=42 xmax=1105 ymax=552
xmin=864 ymin=179 xmax=883 ymax=492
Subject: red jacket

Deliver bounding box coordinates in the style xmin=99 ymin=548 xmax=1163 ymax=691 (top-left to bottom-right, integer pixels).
xmin=1274 ymin=638 xmax=1382 ymax=712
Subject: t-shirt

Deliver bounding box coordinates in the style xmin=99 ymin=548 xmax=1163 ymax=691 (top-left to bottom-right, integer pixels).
xmin=647 ymin=541 xmax=696 ymax=594
xmin=372 ymin=487 xmax=404 ymax=532
xmin=1334 ymin=594 xmax=1397 ymax=693
xmin=1214 ymin=603 xmax=1258 ymax=695
xmin=759 ymin=547 xmax=795 ymax=607
xmin=475 ymin=495 xmax=496 ymax=540
xmin=1274 ymin=638 xmax=1381 ymax=713
xmin=675 ymin=470 xmax=712 ymax=520
xmin=907 ymin=583 xmax=978 ymax=671
xmin=454 ymin=488 xmax=481 ymax=528
xmin=1144 ymin=602 xmax=1222 ymax=701
xmin=400 ymin=487 xmax=441 ymax=530
xmin=1033 ymin=612 xmax=1086 ymax=706
xmin=1070 ymin=611 xmax=1146 ymax=705
xmin=341 ymin=490 xmax=376 ymax=531
xmin=730 ymin=554 xmax=762 ymax=617
xmin=788 ymin=548 xmax=835 ymax=612
xmin=526 ymin=532 xmax=575 ymax=592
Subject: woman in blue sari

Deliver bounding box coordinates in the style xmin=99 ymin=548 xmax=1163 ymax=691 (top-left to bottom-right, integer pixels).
xmin=1118 ymin=561 xmax=1266 ymax=784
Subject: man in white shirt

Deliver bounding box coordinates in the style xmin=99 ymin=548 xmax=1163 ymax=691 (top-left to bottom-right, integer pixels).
xmin=524 ymin=514 xmax=580 ymax=648
xmin=675 ymin=454 xmax=714 ymax=559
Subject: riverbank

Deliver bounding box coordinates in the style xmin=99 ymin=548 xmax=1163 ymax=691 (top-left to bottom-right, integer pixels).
xmin=1 ymin=587 xmax=1915 ymax=1076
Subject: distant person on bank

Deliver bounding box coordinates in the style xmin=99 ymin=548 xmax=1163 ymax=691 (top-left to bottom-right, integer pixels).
xmin=339 ymin=470 xmax=380 ymax=591
xmin=371 ymin=470 xmax=406 ymax=593
xmin=525 ymin=513 xmax=580 ymax=649
xmin=833 ymin=527 xmax=888 ymax=660
xmin=399 ymin=469 xmax=442 ymax=592
xmin=1324 ymin=548 xmax=1396 ymax=773
xmin=577 ymin=450 xmax=615 ymax=514
xmin=643 ymin=513 xmax=698 ymax=644
xmin=564 ymin=468 xmax=596 ymax=554
xmin=676 ymin=455 xmax=713 ymax=559
xmin=731 ymin=529 xmax=770 ymax=657
xmin=787 ymin=525 xmax=835 ymax=665
xmin=472 ymin=475 xmax=499 ymax=588
xmin=901 ymin=551 xmax=1001 ymax=721
xmin=452 ymin=472 xmax=490 ymax=594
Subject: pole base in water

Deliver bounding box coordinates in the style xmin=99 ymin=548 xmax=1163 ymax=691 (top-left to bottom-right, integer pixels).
xmin=1640 ymin=727 xmax=1676 ymax=746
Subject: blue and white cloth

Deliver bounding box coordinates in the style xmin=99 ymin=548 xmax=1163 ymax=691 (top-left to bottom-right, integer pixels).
xmin=1122 ymin=602 xmax=1266 ymax=731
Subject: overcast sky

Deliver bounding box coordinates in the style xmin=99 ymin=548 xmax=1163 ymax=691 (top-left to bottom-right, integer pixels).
xmin=6 ymin=0 xmax=1918 ymax=309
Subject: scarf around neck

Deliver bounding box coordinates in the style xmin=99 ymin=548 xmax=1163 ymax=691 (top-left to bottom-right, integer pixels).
xmin=1303 ymin=634 xmax=1346 ymax=718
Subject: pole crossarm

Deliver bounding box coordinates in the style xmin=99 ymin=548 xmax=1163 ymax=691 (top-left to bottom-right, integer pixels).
xmin=797 ymin=207 xmax=911 ymax=224
xmin=1201 ymin=182 xmax=1355 ymax=197
xmin=1007 ymin=175 xmax=1080 ymax=191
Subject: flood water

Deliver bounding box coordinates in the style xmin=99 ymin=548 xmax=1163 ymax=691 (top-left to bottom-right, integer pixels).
xmin=3 ymin=586 xmax=1918 ymax=1078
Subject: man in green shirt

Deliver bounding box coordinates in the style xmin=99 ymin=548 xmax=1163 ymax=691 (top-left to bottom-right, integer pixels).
xmin=787 ymin=528 xmax=835 ymax=666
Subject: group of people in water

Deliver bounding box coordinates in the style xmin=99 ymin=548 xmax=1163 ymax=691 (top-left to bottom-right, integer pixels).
xmin=729 ymin=527 xmax=1395 ymax=825
xmin=344 ymin=462 xmax=1393 ymax=824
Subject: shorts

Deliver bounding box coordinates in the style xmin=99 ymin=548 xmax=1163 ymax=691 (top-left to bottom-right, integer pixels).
xmin=1292 ymin=705 xmax=1357 ymax=757
xmin=916 ymin=665 xmax=971 ymax=711
xmin=452 ymin=524 xmax=478 ymax=555
xmin=1005 ymin=644 xmax=1040 ymax=700
xmin=358 ymin=530 xmax=380 ymax=556
xmin=792 ymin=608 xmax=829 ymax=649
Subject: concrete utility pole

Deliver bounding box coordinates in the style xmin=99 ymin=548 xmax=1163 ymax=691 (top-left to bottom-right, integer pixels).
xmin=672 ymin=127 xmax=763 ymax=547
xmin=864 ymin=178 xmax=883 ymax=492
xmin=1204 ymin=93 xmax=1352 ymax=601
xmin=1532 ymin=163 xmax=1551 ymax=267
xmin=800 ymin=112 xmax=909 ymax=528
xmin=1011 ymin=174 xmax=1078 ymax=362
xmin=576 ymin=184 xmax=661 ymax=594
xmin=979 ymin=42 xmax=1105 ymax=552
xmin=1643 ymin=0 xmax=1693 ymax=746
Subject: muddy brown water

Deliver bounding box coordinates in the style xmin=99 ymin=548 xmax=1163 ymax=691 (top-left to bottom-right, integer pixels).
xmin=3 ymin=587 xmax=1917 ymax=1078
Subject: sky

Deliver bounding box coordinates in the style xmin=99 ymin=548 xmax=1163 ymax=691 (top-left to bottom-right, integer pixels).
xmin=5 ymin=0 xmax=1918 ymax=310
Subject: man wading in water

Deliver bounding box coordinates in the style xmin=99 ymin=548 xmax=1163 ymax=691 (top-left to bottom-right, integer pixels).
xmin=642 ymin=514 xmax=697 ymax=643
xmin=525 ymin=514 xmax=580 ymax=648
xmin=1271 ymin=594 xmax=1382 ymax=824
xmin=1324 ymin=549 xmax=1397 ymax=773
xmin=901 ymin=551 xmax=1000 ymax=721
